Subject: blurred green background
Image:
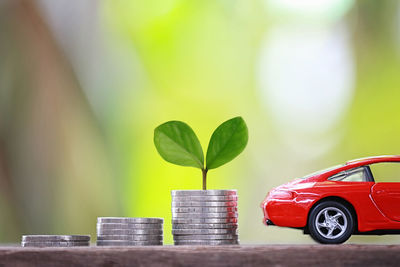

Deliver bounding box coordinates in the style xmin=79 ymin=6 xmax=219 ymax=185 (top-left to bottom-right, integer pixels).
xmin=0 ymin=0 xmax=400 ymax=244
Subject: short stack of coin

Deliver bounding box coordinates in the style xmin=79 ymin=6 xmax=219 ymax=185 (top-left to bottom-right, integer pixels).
xmin=171 ymin=190 xmax=239 ymax=245
xmin=96 ymin=217 xmax=163 ymax=246
xmin=21 ymin=235 xmax=90 ymax=247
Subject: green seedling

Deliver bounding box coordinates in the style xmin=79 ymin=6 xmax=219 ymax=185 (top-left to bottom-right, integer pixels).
xmin=154 ymin=117 xmax=248 ymax=190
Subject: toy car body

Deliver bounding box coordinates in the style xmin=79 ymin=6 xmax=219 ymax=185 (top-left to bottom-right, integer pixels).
xmin=261 ymin=155 xmax=400 ymax=244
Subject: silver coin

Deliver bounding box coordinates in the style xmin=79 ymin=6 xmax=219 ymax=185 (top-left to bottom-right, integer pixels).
xmin=172 ymin=207 xmax=237 ymax=213
xmin=171 ymin=190 xmax=237 ymax=196
xmin=22 ymin=235 xmax=90 ymax=242
xmin=172 ymin=223 xmax=238 ymax=229
xmin=172 ymin=195 xmax=238 ymax=202
xmin=97 ymin=235 xmax=163 ymax=241
xmin=172 ymin=228 xmax=238 ymax=235
xmin=172 ymin=201 xmax=237 ymax=207
xmin=97 ymin=217 xmax=163 ymax=224
xmin=97 ymin=228 xmax=163 ymax=235
xmin=174 ymin=240 xmax=239 ymax=245
xmin=172 ymin=218 xmax=238 ymax=224
xmin=173 ymin=234 xmax=238 ymax=240
xmin=172 ymin=212 xmax=238 ymax=218
xmin=96 ymin=240 xmax=162 ymax=246
xmin=97 ymin=223 xmax=163 ymax=229
xmin=22 ymin=241 xmax=90 ymax=247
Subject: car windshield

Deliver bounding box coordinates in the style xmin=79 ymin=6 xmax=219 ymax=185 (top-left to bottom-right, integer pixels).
xmin=300 ymin=164 xmax=344 ymax=179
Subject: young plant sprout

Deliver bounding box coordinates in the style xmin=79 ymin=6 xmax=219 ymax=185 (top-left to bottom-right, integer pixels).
xmin=154 ymin=117 xmax=248 ymax=190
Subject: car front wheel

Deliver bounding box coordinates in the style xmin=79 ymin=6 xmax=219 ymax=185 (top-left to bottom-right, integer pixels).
xmin=308 ymin=201 xmax=354 ymax=244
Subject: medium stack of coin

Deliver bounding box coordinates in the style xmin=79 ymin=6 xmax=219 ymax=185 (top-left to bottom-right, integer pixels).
xmin=171 ymin=190 xmax=239 ymax=245
xmin=96 ymin=217 xmax=163 ymax=246
xmin=21 ymin=235 xmax=90 ymax=247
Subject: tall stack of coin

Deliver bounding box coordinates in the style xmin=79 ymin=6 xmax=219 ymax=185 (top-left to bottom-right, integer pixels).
xmin=171 ymin=190 xmax=239 ymax=245
xmin=96 ymin=217 xmax=163 ymax=246
xmin=21 ymin=235 xmax=90 ymax=247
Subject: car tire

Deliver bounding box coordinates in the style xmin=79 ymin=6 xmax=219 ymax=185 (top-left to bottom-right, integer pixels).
xmin=308 ymin=201 xmax=354 ymax=244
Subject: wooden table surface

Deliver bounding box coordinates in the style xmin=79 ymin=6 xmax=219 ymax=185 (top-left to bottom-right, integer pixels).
xmin=0 ymin=244 xmax=399 ymax=266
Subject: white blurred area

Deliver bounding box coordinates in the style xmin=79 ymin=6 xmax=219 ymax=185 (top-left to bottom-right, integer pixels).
xmin=244 ymin=0 xmax=356 ymax=244
xmin=258 ymin=0 xmax=355 ymax=159
xmin=258 ymin=23 xmax=355 ymax=158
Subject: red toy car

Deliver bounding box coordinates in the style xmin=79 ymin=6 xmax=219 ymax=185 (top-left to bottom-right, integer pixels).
xmin=261 ymin=155 xmax=400 ymax=244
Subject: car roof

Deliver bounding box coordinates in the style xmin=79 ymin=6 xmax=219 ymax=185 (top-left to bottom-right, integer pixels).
xmin=300 ymin=156 xmax=400 ymax=180
xmin=346 ymin=155 xmax=400 ymax=166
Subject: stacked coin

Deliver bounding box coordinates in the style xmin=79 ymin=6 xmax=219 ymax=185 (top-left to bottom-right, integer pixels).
xmin=96 ymin=217 xmax=163 ymax=246
xmin=171 ymin=190 xmax=239 ymax=245
xmin=21 ymin=235 xmax=90 ymax=247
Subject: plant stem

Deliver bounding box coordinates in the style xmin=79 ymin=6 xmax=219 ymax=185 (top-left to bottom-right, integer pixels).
xmin=202 ymin=169 xmax=208 ymax=190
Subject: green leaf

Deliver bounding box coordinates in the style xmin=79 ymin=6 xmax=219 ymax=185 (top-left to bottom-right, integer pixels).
xmin=206 ymin=117 xmax=248 ymax=170
xmin=154 ymin=121 xmax=204 ymax=169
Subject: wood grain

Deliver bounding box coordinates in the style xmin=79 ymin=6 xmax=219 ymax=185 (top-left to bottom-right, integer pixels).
xmin=0 ymin=245 xmax=399 ymax=267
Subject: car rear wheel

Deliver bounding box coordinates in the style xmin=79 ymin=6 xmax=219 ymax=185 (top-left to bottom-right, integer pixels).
xmin=308 ymin=201 xmax=354 ymax=244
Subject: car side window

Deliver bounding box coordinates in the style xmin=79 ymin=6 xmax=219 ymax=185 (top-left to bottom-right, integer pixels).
xmin=369 ymin=162 xmax=400 ymax=182
xmin=328 ymin=172 xmax=347 ymax=181
xmin=328 ymin=167 xmax=369 ymax=182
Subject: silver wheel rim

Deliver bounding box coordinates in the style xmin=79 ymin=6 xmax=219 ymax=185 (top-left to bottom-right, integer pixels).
xmin=315 ymin=207 xmax=348 ymax=240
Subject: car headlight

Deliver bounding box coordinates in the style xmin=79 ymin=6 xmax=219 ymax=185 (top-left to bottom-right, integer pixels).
xmin=269 ymin=190 xmax=296 ymax=199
